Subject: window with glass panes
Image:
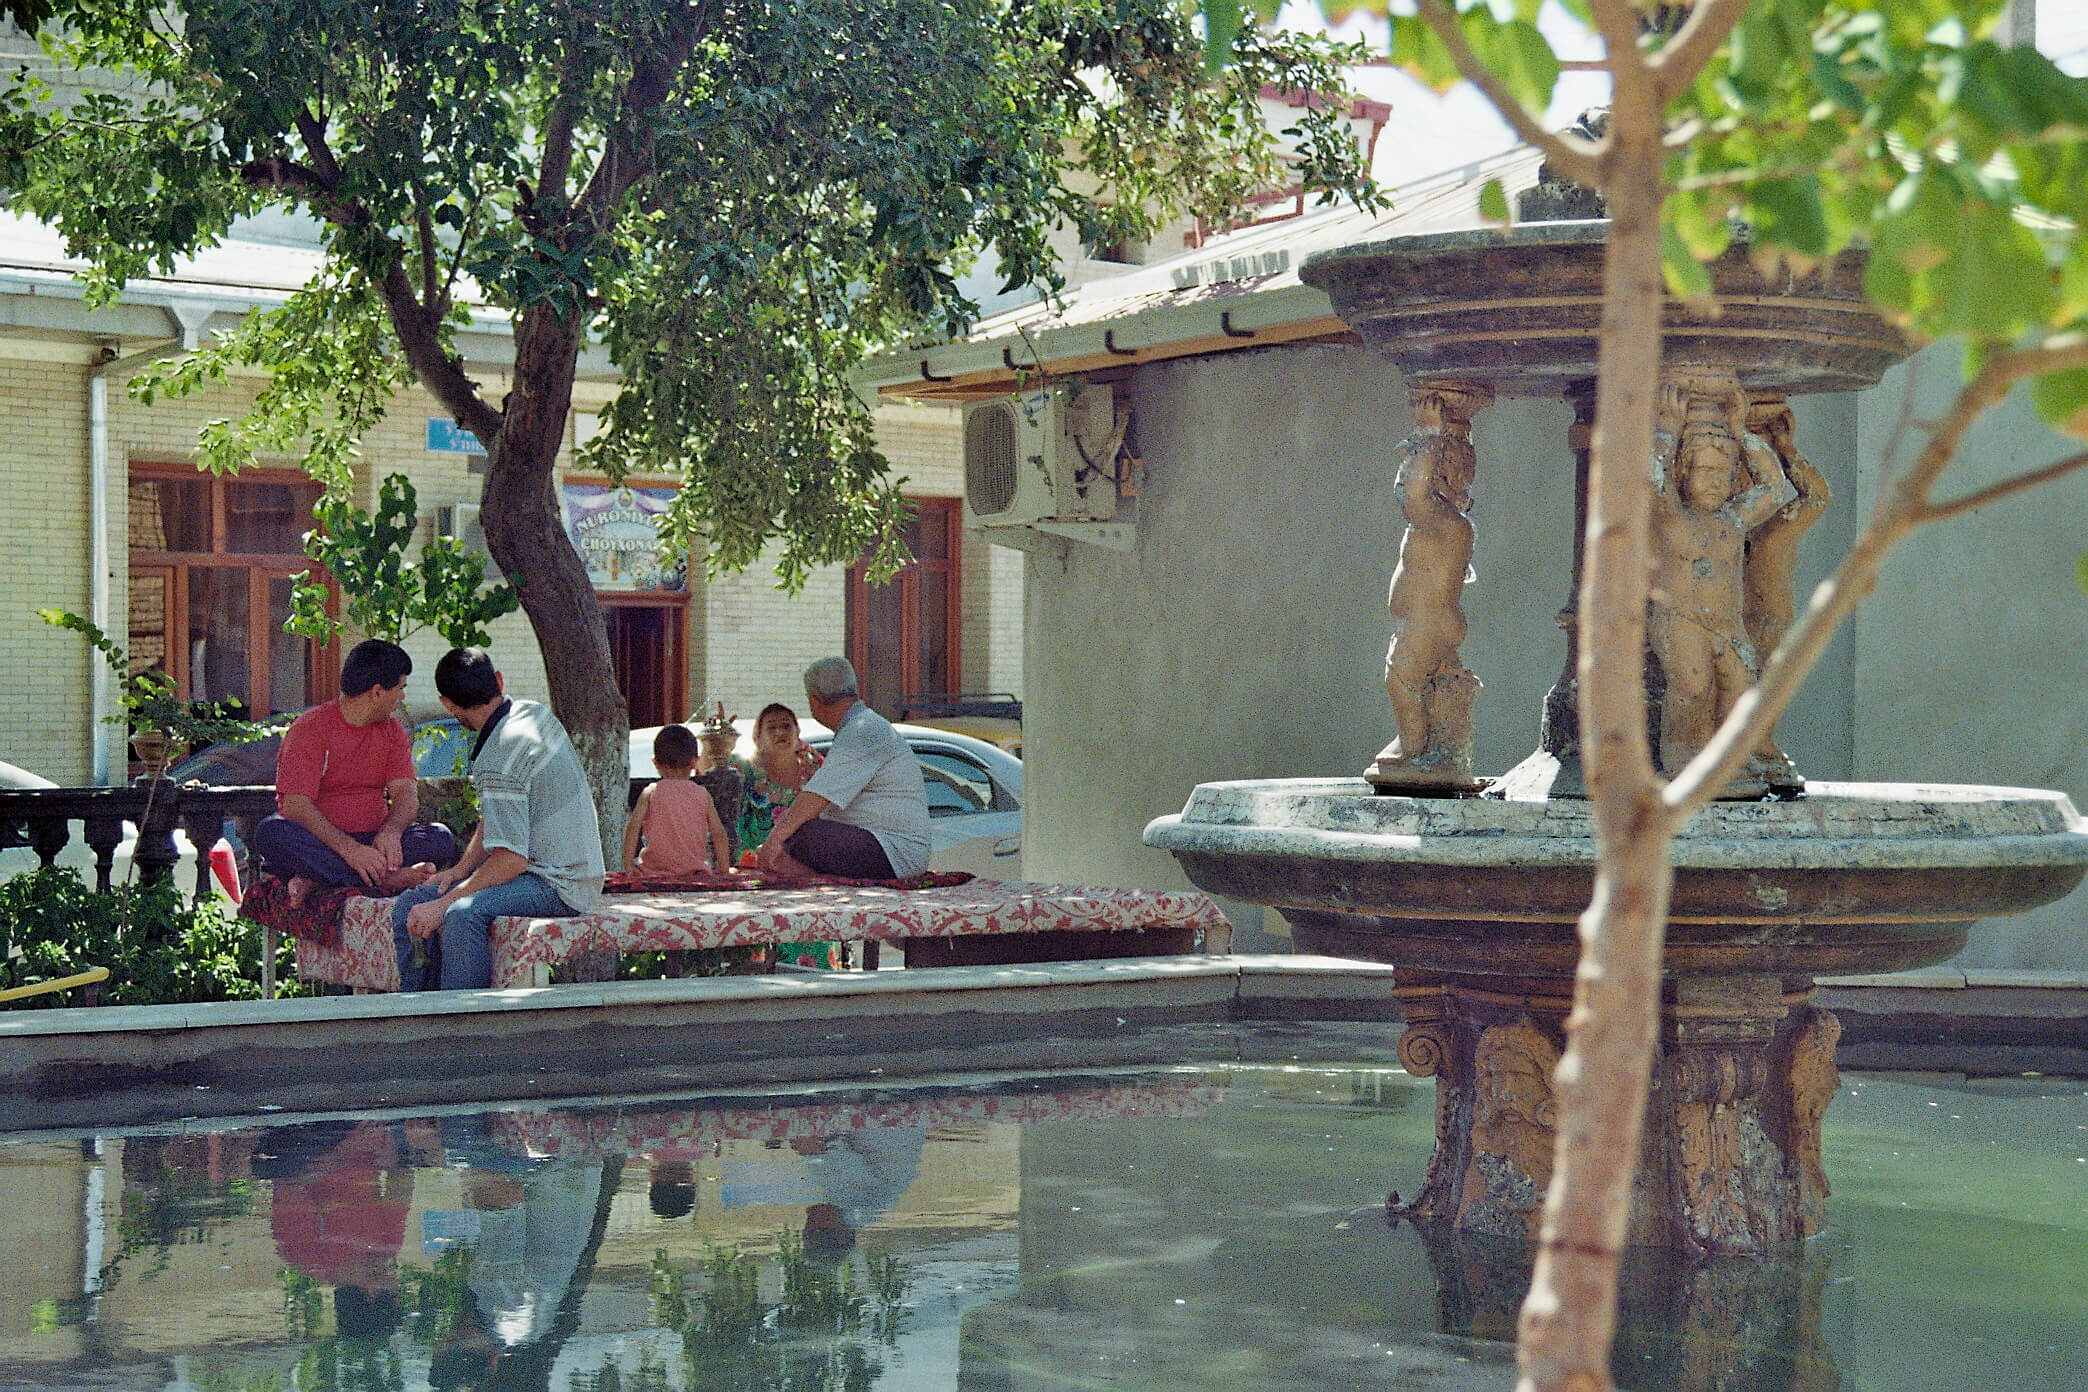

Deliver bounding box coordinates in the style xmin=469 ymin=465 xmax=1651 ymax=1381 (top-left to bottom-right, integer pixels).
xmin=846 ymin=497 xmax=961 ymax=719
xmin=127 ymin=465 xmax=337 ymax=718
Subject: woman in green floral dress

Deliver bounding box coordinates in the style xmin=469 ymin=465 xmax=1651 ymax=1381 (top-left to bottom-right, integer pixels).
xmin=740 ymin=703 xmax=836 ymax=967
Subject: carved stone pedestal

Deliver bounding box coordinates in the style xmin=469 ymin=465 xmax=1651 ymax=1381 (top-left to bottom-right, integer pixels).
xmin=1391 ymin=972 xmax=1840 ymax=1255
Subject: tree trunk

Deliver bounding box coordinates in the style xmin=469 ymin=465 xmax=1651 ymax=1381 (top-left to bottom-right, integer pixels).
xmin=480 ymin=307 xmax=630 ymax=866
xmin=1516 ymin=84 xmax=1681 ymax=1392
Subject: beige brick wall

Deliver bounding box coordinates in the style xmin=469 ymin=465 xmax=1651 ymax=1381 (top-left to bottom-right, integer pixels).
xmin=694 ymin=552 xmax=848 ymax=723
xmin=689 ymin=401 xmax=1024 ymax=724
xmin=0 ymin=357 xmax=98 ymax=782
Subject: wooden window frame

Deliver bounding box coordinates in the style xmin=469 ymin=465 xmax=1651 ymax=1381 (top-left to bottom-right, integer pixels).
xmin=126 ymin=462 xmax=339 ymax=716
xmin=846 ymin=497 xmax=964 ymax=713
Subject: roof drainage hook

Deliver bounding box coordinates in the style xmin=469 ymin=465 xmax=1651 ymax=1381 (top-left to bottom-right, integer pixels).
xmin=1220 ymin=311 xmax=1255 ymax=340
xmin=920 ymin=360 xmax=952 ymax=383
xmin=1104 ymin=329 xmax=1138 ymax=357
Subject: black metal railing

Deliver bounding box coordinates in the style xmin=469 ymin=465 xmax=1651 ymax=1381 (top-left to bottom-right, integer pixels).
xmin=0 ymin=782 xmax=278 ymax=899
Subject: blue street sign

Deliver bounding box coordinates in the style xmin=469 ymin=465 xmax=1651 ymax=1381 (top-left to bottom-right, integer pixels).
xmin=426 ymin=418 xmax=487 ymax=455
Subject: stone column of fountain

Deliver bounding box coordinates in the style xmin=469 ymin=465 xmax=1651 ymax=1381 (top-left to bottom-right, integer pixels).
xmin=1144 ymin=219 xmax=2088 ymax=1256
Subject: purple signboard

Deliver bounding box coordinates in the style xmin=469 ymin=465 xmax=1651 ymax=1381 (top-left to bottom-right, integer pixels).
xmin=560 ymin=483 xmax=686 ymax=592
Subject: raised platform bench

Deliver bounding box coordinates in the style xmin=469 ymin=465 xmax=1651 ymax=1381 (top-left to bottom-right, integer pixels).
xmin=294 ymin=879 xmax=1236 ymax=991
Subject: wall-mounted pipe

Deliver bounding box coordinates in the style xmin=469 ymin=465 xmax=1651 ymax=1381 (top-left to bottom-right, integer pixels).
xmin=88 ymin=337 xmax=180 ymax=784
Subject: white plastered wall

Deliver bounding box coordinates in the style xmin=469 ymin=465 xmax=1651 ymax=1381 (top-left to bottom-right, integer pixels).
xmin=1852 ymin=342 xmax=2088 ymax=970
xmin=1015 ymin=338 xmax=2061 ymax=960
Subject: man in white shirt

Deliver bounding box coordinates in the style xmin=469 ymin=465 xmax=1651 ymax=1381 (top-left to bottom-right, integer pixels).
xmin=758 ymin=656 xmax=931 ymax=880
xmin=390 ymin=647 xmax=604 ymax=990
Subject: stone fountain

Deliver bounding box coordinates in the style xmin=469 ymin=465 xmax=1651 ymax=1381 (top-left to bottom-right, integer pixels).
xmin=1143 ymin=218 xmax=2088 ymax=1256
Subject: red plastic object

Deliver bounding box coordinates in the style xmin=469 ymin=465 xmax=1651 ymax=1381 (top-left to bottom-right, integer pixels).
xmin=209 ymin=838 xmax=242 ymax=903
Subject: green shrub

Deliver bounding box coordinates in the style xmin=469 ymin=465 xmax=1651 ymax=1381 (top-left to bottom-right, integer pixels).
xmin=0 ymin=866 xmax=308 ymax=1007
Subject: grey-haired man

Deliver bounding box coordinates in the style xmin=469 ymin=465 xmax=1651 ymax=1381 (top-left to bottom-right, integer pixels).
xmin=758 ymin=656 xmax=930 ymax=880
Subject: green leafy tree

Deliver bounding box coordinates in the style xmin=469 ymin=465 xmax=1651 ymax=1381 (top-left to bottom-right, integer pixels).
xmin=1204 ymin=2 xmax=2088 ymax=1389
xmin=285 ymin=473 xmax=521 ymax=648
xmin=0 ymin=0 xmax=1377 ymax=855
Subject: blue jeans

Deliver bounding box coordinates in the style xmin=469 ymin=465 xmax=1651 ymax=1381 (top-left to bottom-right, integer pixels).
xmin=390 ymin=872 xmax=577 ymax=991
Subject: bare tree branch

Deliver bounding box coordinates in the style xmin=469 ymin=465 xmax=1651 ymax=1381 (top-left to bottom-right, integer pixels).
xmin=291 ymin=107 xmax=341 ymax=188
xmin=377 ymin=257 xmax=503 ymax=446
xmin=441 ymin=200 xmax=479 ymax=309
xmin=538 ymin=53 xmax=583 ymax=207
xmin=1916 ymin=448 xmax=2088 ymax=523
xmin=1516 ymin=78 xmax=1672 ymax=1392
xmin=572 ymin=1 xmax=719 ymax=235
xmin=1414 ymin=0 xmax=1603 ymax=187
xmin=415 ymin=190 xmax=439 ymax=309
xmin=1586 ymin=0 xmax=1653 ymax=72
xmin=1650 ymin=0 xmax=1757 ymax=103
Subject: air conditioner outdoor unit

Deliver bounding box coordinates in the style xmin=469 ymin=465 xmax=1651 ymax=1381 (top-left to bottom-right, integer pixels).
xmin=963 ymin=384 xmax=1119 ymax=529
xmin=436 ymin=502 xmax=476 ymax=537
xmin=434 ymin=503 xmax=487 ymax=555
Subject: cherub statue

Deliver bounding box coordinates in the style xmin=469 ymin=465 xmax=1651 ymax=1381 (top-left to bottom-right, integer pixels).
xmin=1371 ymin=383 xmax=1489 ymax=791
xmin=1742 ymin=397 xmax=1830 ymax=792
xmin=1648 ymin=377 xmax=1797 ymax=782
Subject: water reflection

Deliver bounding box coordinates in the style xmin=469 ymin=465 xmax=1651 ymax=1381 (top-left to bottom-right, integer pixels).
xmin=1403 ymin=1221 xmax=1839 ymax=1392
xmin=0 ymin=1064 xmax=2082 ymax=1391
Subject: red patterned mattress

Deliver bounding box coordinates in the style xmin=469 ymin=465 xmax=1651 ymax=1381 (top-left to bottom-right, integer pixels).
xmin=297 ymin=879 xmax=1235 ymax=991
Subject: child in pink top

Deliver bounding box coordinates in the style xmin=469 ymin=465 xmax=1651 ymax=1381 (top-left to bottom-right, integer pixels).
xmin=623 ymin=725 xmax=732 ymax=876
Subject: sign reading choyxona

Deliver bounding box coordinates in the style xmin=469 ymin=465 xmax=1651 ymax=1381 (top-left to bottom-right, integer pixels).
xmin=560 ymin=483 xmax=685 ymax=593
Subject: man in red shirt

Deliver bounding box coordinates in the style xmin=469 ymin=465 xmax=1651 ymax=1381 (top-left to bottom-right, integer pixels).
xmin=251 ymin=639 xmax=456 ymax=903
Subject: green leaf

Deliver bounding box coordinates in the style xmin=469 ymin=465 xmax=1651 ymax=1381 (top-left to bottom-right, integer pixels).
xmin=2058 ymin=237 xmax=2088 ymax=324
xmin=1668 ymin=186 xmax=1733 ymax=263
xmin=1478 ymin=178 xmax=1510 ymax=225
xmin=1662 ymin=222 xmax=1715 ymax=308
xmin=2030 ymin=367 xmax=2088 ymax=444
xmin=1743 ymin=176 xmax=1831 ymax=259
xmin=1388 ymin=13 xmax=1463 ymax=93
xmin=1928 ymin=198 xmax=2056 ymax=341
xmin=1462 ymin=14 xmax=1559 ymax=114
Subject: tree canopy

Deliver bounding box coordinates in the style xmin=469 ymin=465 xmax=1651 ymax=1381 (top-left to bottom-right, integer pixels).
xmin=2 ymin=0 xmax=1377 ymax=581
xmin=1 ymin=0 xmax=1378 ymax=838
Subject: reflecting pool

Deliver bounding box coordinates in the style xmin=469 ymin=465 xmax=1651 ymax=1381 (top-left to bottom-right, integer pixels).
xmin=1 ymin=1025 xmax=2082 ymax=1391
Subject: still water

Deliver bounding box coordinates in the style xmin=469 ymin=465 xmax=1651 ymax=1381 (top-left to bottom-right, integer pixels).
xmin=0 ymin=1028 xmax=2082 ymax=1392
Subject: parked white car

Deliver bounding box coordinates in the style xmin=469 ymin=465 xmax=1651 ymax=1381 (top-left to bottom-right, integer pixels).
xmin=628 ymin=718 xmax=1023 ymax=878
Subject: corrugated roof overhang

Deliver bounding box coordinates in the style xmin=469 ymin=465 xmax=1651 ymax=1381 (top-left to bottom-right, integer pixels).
xmin=862 ymin=280 xmax=1355 ymax=404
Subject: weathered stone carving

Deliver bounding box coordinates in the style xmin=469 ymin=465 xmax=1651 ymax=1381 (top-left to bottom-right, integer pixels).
xmin=1456 ymin=1016 xmax=1559 ymax=1236
xmin=1779 ymin=1006 xmax=1841 ymax=1235
xmin=1395 ymin=1016 xmax=1451 ymax=1079
xmin=1742 ymin=396 xmax=1831 ymax=793
xmin=1369 ymin=381 xmax=1492 ymax=793
xmin=1648 ymin=370 xmax=1797 ymax=789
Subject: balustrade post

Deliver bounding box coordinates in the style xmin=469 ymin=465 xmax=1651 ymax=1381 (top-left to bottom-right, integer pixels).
xmin=130 ymin=776 xmax=183 ymax=889
xmin=81 ymin=814 xmax=125 ymax=893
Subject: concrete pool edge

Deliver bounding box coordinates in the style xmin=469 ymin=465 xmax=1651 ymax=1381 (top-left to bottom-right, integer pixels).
xmin=0 ymin=955 xmax=1405 ymax=1132
xmin=7 ymin=957 xmax=2082 ymax=1134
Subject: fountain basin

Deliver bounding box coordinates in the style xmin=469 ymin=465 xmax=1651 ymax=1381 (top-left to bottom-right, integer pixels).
xmin=1145 ymin=780 xmax=2088 ymax=1254
xmin=1146 ymin=780 xmax=2088 ymax=979
xmin=1297 ymin=222 xmax=1910 ymax=396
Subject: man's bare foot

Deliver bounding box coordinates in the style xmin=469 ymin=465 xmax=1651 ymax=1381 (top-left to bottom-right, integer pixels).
xmin=378 ymin=862 xmax=436 ymax=893
xmin=285 ymin=875 xmax=315 ymax=909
